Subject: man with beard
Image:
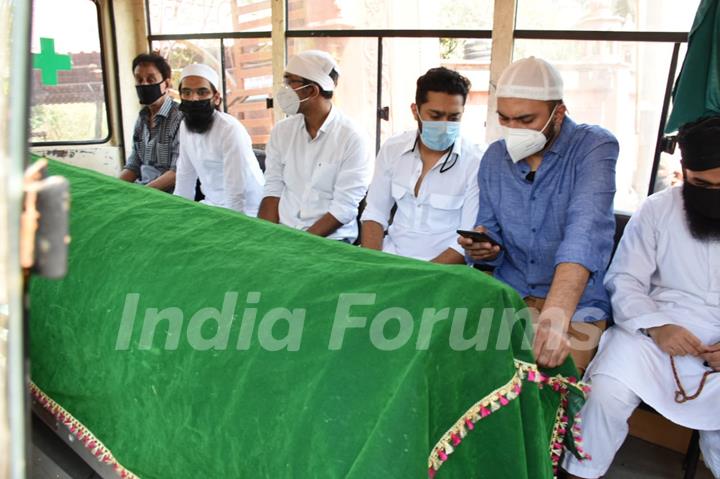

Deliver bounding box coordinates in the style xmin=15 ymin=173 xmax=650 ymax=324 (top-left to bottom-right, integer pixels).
xmin=258 ymin=50 xmax=371 ymax=243
xmin=173 ymin=64 xmax=264 ymax=216
xmin=562 ymin=116 xmax=720 ymax=479
xmin=120 ymin=53 xmax=183 ymax=191
xmin=459 ymin=57 xmax=619 ymax=370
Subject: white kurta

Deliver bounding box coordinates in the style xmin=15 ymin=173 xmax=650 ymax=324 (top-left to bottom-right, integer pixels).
xmin=174 ymin=111 xmax=265 ymax=216
xmin=590 ymin=186 xmax=720 ymax=430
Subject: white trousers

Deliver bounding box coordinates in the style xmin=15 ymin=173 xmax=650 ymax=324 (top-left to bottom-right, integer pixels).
xmin=562 ymin=374 xmax=720 ymax=478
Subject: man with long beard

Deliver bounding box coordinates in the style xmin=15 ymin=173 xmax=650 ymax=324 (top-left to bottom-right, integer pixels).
xmin=562 ymin=116 xmax=720 ymax=478
xmin=173 ymin=64 xmax=265 ymax=216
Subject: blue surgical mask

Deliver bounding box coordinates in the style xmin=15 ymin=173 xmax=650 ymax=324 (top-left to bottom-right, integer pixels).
xmin=419 ymin=120 xmax=460 ymax=151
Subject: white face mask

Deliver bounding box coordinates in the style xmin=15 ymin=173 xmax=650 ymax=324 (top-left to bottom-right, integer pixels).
xmin=501 ymin=104 xmax=558 ymax=163
xmin=274 ymin=84 xmax=312 ymax=115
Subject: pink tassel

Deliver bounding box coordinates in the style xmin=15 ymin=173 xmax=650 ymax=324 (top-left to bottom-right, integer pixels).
xmin=514 ymin=384 xmax=522 ymax=394
xmin=451 ymin=433 xmax=461 ymax=446
xmin=528 ymin=370 xmax=536 ymax=382
xmin=428 ymin=467 xmax=437 ymax=478
xmin=499 ymin=396 xmax=509 ymax=406
xmin=438 ymin=449 xmax=448 ymax=461
xmin=480 ymin=407 xmax=491 ymax=418
xmin=465 ymin=419 xmax=474 ymax=430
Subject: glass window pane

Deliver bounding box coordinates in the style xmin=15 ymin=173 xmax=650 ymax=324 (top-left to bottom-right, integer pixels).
xmin=513 ymin=40 xmax=687 ymax=213
xmin=381 ymin=38 xmax=491 ymax=149
xmin=148 ymin=0 xmax=271 ymax=35
xmin=30 ymin=0 xmax=108 ymax=143
xmin=287 ymin=37 xmax=379 ymax=149
xmin=153 ymin=39 xmax=223 ymax=93
xmin=224 ymin=38 xmax=273 ymax=145
xmin=516 ymin=0 xmax=700 ymax=32
xmin=288 ymin=0 xmax=493 ymax=31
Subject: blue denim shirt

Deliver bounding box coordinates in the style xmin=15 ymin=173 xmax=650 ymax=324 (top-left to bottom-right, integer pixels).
xmin=473 ymin=117 xmax=618 ymax=321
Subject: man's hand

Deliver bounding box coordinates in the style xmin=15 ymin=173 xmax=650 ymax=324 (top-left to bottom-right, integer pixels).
xmin=119 ymin=168 xmax=138 ymax=183
xmin=702 ymin=343 xmax=720 ymax=371
xmin=533 ymin=313 xmax=571 ymax=368
xmin=647 ymin=325 xmax=707 ymax=357
xmin=457 ymin=226 xmax=501 ymax=261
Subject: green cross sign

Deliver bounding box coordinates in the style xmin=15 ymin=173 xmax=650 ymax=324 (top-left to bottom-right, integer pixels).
xmin=33 ymin=38 xmax=72 ymax=86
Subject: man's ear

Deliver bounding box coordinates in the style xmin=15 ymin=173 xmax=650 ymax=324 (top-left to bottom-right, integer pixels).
xmin=213 ymin=91 xmax=222 ymax=108
xmin=411 ymin=103 xmax=419 ymax=121
xmin=554 ymin=103 xmax=568 ymax=127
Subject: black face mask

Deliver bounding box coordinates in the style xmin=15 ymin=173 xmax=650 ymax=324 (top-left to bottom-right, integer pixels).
xmin=682 ymin=181 xmax=720 ymax=241
xmin=136 ymin=82 xmax=164 ymax=105
xmin=180 ymin=99 xmax=215 ymax=133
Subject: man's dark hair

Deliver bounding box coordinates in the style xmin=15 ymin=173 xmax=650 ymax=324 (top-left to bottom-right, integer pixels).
xmin=415 ymin=67 xmax=471 ymax=106
xmin=302 ymin=68 xmax=339 ymax=100
xmin=132 ymin=52 xmax=172 ymax=81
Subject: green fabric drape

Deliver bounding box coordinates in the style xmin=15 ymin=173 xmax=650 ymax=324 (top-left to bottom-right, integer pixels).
xmin=30 ymin=159 xmax=584 ymax=478
xmin=666 ymin=0 xmax=720 ymax=133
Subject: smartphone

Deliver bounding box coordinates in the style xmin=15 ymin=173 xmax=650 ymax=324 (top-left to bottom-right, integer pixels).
xmin=456 ymin=229 xmax=502 ymax=249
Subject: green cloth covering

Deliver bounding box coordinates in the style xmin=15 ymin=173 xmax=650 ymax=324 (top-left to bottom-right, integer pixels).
xmin=30 ymin=159 xmax=584 ymax=478
xmin=665 ymin=0 xmax=720 ymax=133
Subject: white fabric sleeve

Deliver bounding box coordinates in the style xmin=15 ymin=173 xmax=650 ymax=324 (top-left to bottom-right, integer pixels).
xmin=173 ymin=127 xmax=199 ymax=200
xmin=604 ymin=196 xmax=673 ymax=332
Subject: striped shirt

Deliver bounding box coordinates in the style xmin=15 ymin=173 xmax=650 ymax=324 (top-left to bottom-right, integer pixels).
xmin=124 ymin=95 xmax=183 ymax=178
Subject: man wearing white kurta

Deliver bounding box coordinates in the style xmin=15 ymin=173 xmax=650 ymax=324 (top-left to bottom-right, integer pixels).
xmin=563 ymin=117 xmax=720 ymax=478
xmin=258 ymin=50 xmax=371 ymax=243
xmin=173 ymin=64 xmax=265 ymax=216
xmin=361 ymin=67 xmax=484 ymax=263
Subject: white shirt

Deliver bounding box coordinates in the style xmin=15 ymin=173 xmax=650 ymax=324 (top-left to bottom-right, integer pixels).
xmin=263 ymin=106 xmax=372 ymax=241
xmin=174 ymin=111 xmax=265 ymax=216
xmin=587 ymin=186 xmax=720 ymax=429
xmin=361 ymin=131 xmax=484 ymax=261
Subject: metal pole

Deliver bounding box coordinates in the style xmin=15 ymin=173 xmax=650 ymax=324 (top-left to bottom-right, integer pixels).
xmin=4 ymin=0 xmax=33 ymax=477
xmin=647 ymin=42 xmax=681 ymax=197
xmin=375 ymin=37 xmax=383 ymax=155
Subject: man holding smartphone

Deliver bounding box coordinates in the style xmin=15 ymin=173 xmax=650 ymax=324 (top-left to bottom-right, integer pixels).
xmin=459 ymin=57 xmax=619 ymax=371
xmin=361 ymin=67 xmax=484 ymax=263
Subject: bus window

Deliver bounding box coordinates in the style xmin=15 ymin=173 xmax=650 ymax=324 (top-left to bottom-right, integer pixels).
xmin=30 ymin=0 xmax=109 ymax=144
xmin=148 ymin=0 xmax=270 ymax=35
xmin=287 ymin=37 xmax=379 ymax=149
xmin=516 ymin=0 xmax=701 ymax=32
xmin=223 ymin=38 xmax=273 ymax=146
xmin=513 ymin=0 xmax=697 ymax=213
xmin=379 ymin=38 xmax=491 ymax=148
xmin=148 ymin=1 xmax=272 ymax=147
xmin=288 ymin=0 xmax=494 ymax=30
xmin=514 ymin=40 xmax=688 ymax=214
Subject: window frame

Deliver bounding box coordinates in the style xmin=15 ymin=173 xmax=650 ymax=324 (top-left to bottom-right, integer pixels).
xmin=144 ymin=0 xmax=692 ymax=202
xmin=30 ymin=0 xmax=113 ymax=147
xmin=513 ymin=28 xmax=688 ymax=199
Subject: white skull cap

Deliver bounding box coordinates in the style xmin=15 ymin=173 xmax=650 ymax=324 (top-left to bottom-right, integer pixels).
xmin=180 ymin=63 xmax=220 ymax=91
xmin=496 ymin=56 xmax=564 ymax=101
xmin=286 ymin=50 xmax=340 ymax=92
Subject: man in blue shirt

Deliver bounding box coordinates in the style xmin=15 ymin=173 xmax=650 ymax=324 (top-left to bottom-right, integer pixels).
xmin=459 ymin=57 xmax=619 ymax=371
